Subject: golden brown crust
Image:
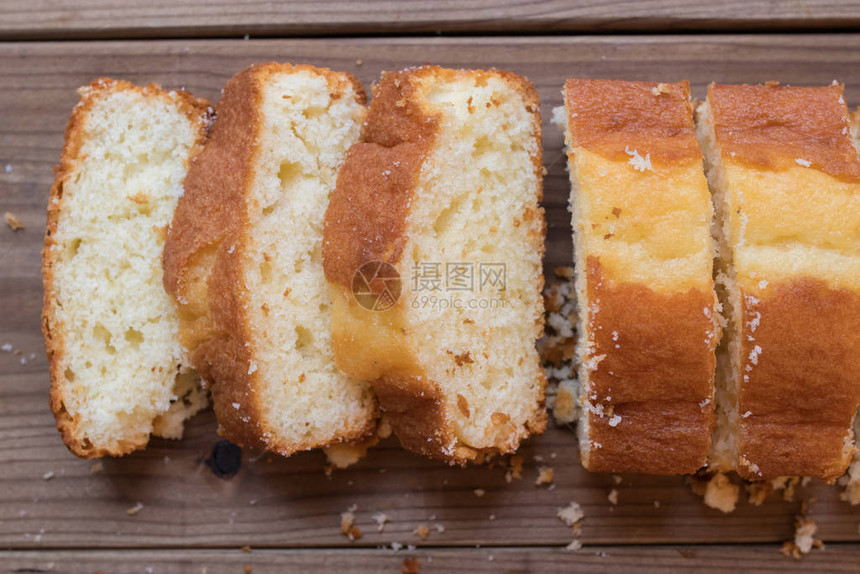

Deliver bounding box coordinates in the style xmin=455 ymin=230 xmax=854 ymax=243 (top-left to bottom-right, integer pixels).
xmin=565 ymin=79 xmax=717 ymax=475
xmin=707 ymin=85 xmax=860 ymax=482
xmin=321 ymin=71 xmax=452 ymax=457
xmin=324 ymin=66 xmax=545 ymax=463
xmin=583 ymin=258 xmax=715 ymax=474
xmin=564 ymin=79 xmax=702 ymax=164
xmin=163 ymin=63 xmax=374 ymax=456
xmin=163 ymin=64 xmax=261 ymax=451
xmin=42 ymin=78 xmax=211 ymax=458
xmin=372 ymin=375 xmax=452 ymax=459
xmin=322 ymin=68 xmax=435 ymax=287
xmin=737 ymin=279 xmax=860 ymax=482
xmin=708 ymin=83 xmax=860 ymax=182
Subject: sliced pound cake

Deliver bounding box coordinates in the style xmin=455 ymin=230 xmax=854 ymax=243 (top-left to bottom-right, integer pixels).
xmin=323 ymin=66 xmax=547 ymax=464
xmin=697 ymin=83 xmax=860 ymax=482
xmin=162 ymin=63 xmax=377 ymax=456
xmin=560 ymin=79 xmax=720 ymax=474
xmin=42 ymin=79 xmax=211 ymax=458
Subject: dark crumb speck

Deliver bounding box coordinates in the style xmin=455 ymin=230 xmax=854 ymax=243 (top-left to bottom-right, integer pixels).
xmin=205 ymin=440 xmax=242 ymax=478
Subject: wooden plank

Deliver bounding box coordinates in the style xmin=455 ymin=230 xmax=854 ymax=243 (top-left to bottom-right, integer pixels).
xmin=1 ymin=0 xmax=860 ymax=40
xmin=4 ymin=545 xmax=860 ymax=573
xmin=1 ymin=36 xmax=860 ymax=551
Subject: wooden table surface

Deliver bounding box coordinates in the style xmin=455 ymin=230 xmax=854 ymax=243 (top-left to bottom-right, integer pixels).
xmin=2 ymin=3 xmax=860 ymax=572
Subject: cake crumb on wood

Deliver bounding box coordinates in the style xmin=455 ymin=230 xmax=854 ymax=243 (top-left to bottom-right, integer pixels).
xmin=4 ymin=212 xmax=23 ymax=230
xmin=346 ymin=525 xmax=362 ymax=540
xmin=535 ymin=465 xmax=554 ymax=486
xmin=782 ymin=515 xmax=823 ymax=559
xmin=414 ymin=524 xmax=430 ymax=540
xmin=372 ymin=512 xmax=390 ymax=532
xmin=558 ymin=501 xmax=585 ymax=551
xmin=507 ymin=455 xmax=524 ymax=481
xmin=703 ymin=473 xmax=739 ymax=513
xmin=340 ymin=505 xmax=362 ymax=540
xmin=401 ymin=557 xmax=420 ymax=573
xmin=324 ymin=442 xmax=368 ymax=470
xmin=557 ymin=501 xmax=584 ymax=526
xmin=608 ymin=489 xmax=618 ymax=505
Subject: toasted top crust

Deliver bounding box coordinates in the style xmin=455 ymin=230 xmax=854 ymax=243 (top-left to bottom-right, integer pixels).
xmin=708 ymin=83 xmax=860 ymax=182
xmin=582 ymin=259 xmax=717 ymax=474
xmin=43 ymin=78 xmax=210 ymax=458
xmin=737 ymin=279 xmax=860 ymax=481
xmin=163 ymin=63 xmax=372 ymax=454
xmin=564 ymin=79 xmax=718 ymax=474
xmin=705 ymin=85 xmax=860 ymax=482
xmin=563 ymin=79 xmax=714 ymax=292
xmin=564 ymin=79 xmax=701 ymax=164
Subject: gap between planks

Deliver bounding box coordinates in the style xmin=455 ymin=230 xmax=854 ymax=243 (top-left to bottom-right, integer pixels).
xmin=1 ymin=0 xmax=860 ymax=41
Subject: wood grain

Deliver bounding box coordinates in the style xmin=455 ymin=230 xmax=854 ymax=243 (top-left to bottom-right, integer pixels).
xmin=1 ymin=0 xmax=859 ymax=40
xmin=4 ymin=545 xmax=860 ymax=573
xmin=1 ymin=36 xmax=859 ymax=554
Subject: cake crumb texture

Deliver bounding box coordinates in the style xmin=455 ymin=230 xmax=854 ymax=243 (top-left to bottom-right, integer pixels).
xmin=43 ymin=78 xmax=211 ymax=457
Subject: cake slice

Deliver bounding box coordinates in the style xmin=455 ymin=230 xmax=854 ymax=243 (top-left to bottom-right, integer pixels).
xmin=323 ymin=66 xmax=547 ymax=463
xmin=560 ymin=79 xmax=720 ymax=474
xmin=162 ymin=63 xmax=377 ymax=456
xmin=42 ymin=79 xmax=211 ymax=458
xmin=697 ymin=83 xmax=860 ymax=482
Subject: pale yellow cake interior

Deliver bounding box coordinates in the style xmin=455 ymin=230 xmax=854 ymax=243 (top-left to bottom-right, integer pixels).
xmin=400 ymin=72 xmax=545 ymax=454
xmin=238 ymin=69 xmax=376 ymax=450
xmin=50 ymin=85 xmax=207 ymax=452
